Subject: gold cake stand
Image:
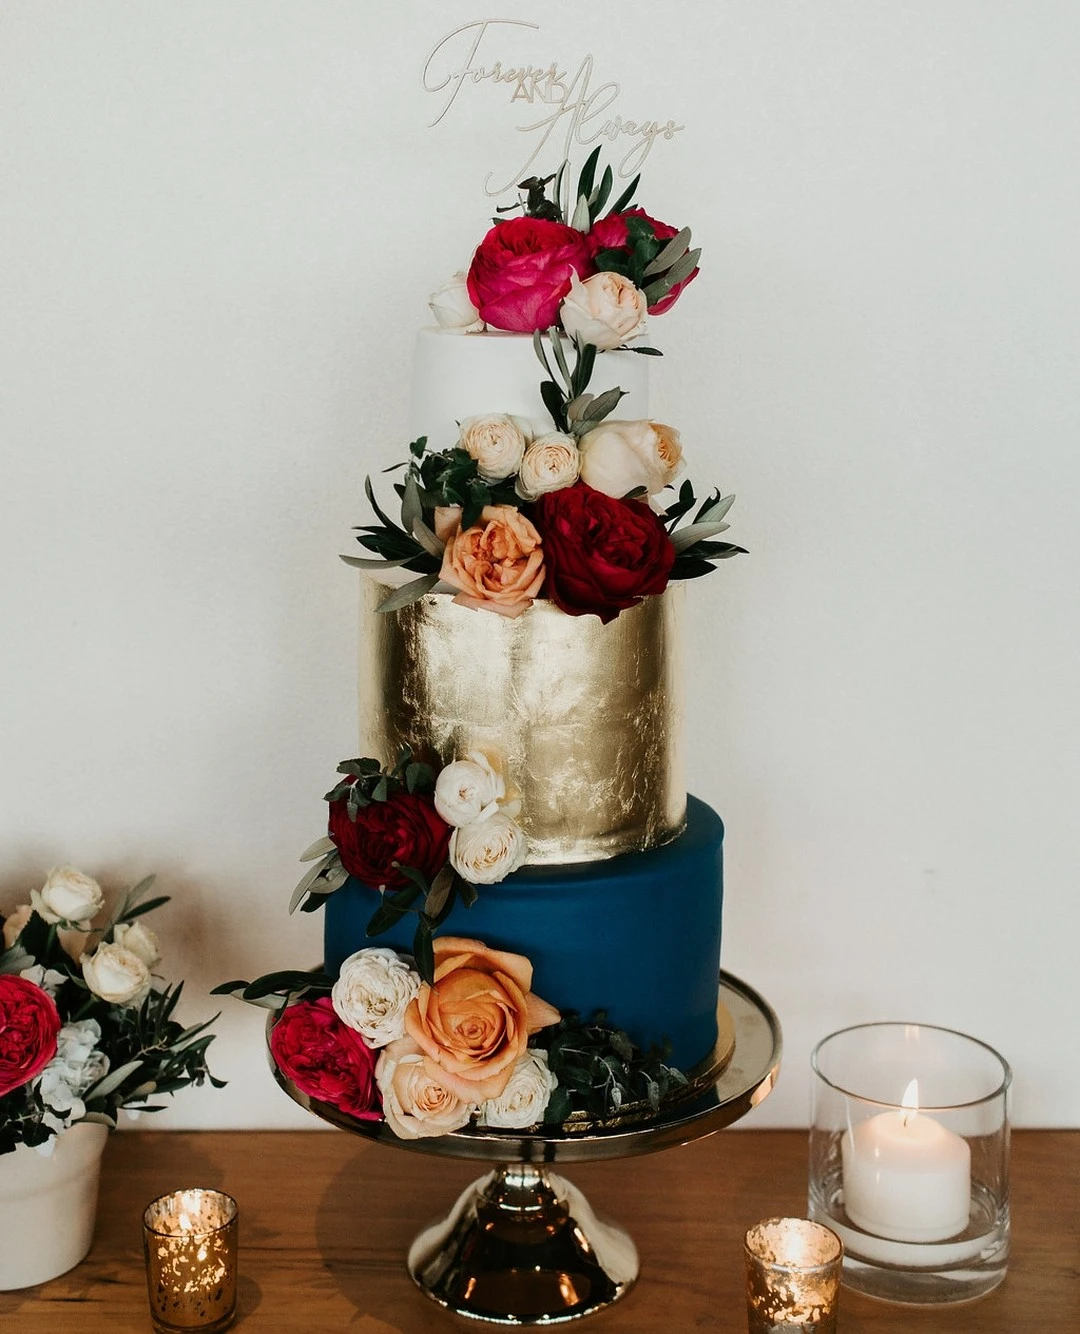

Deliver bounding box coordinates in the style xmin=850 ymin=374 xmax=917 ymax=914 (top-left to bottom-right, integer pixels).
xmin=269 ymin=971 xmax=782 ymax=1326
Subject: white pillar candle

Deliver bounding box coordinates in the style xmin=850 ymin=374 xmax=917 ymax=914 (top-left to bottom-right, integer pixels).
xmin=841 ymin=1080 xmax=971 ymax=1243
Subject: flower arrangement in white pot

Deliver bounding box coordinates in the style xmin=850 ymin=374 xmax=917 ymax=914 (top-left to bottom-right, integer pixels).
xmin=0 ymin=867 xmax=222 ymax=1289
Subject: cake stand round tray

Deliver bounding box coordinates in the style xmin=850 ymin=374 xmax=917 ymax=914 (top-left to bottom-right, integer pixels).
xmin=270 ymin=970 xmax=782 ymax=1326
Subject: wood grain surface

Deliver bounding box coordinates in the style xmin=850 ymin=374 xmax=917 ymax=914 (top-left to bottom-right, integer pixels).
xmin=1 ymin=1130 xmax=1076 ymax=1332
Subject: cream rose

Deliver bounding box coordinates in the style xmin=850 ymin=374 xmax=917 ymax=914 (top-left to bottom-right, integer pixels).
xmin=449 ymin=812 xmax=527 ymax=885
xmin=435 ymin=752 xmax=506 ymax=827
xmin=515 ymin=433 xmax=580 ymax=501
xmin=577 ymin=418 xmax=684 ymax=497
xmin=559 ymin=270 xmax=648 ymax=350
xmin=375 ymin=1036 xmax=476 ymax=1140
xmin=331 ymin=947 xmax=421 ymax=1048
xmin=113 ymin=920 xmax=162 ymax=970
xmin=82 ymin=942 xmax=152 ymax=1007
xmin=31 ymin=866 xmax=105 ymax=925
xmin=404 ymin=936 xmax=561 ymax=1102
xmin=439 ymin=504 xmax=544 ymax=619
xmin=477 ymin=1049 xmax=558 ymax=1129
xmin=458 ymin=414 xmax=530 ymax=482
xmin=428 ymin=271 xmax=485 ymax=334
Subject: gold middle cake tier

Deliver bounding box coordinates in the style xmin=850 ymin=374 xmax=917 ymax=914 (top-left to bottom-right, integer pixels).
xmin=358 ymin=579 xmax=686 ymax=863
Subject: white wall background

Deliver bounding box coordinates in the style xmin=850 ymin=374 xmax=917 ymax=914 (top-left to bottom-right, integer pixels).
xmin=2 ymin=2 xmax=1078 ymax=1131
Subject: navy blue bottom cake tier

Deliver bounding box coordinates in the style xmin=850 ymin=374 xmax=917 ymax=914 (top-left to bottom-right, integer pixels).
xmin=324 ymin=795 xmax=724 ymax=1072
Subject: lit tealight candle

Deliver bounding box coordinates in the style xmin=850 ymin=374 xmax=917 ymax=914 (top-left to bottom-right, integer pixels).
xmin=842 ymin=1079 xmax=971 ymax=1243
xmin=142 ymin=1188 xmax=238 ymax=1333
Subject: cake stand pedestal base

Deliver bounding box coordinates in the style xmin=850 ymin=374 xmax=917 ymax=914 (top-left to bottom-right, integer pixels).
xmin=408 ymin=1163 xmax=637 ymax=1326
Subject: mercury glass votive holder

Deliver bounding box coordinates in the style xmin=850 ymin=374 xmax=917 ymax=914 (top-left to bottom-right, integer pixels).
xmin=744 ymin=1218 xmax=842 ymax=1333
xmin=809 ymin=1022 xmax=1011 ymax=1305
xmin=143 ymin=1188 xmax=238 ymax=1333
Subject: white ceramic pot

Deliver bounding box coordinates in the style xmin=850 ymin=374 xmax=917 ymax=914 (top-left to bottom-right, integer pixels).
xmin=0 ymin=1121 xmax=109 ymax=1290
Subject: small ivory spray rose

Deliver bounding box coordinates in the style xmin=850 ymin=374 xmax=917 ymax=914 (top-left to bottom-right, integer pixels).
xmin=31 ymin=866 xmax=105 ymax=925
xmin=428 ymin=271 xmax=485 ymax=333
xmin=82 ymin=942 xmax=152 ymax=1008
xmin=515 ymin=433 xmax=580 ymax=501
xmin=478 ymin=1049 xmax=558 ymax=1129
xmin=449 ymin=811 xmax=528 ymax=884
xmin=434 ymin=752 xmax=506 ymax=827
xmin=577 ymin=419 xmax=684 ymax=498
xmin=375 ymin=1037 xmax=476 ymax=1140
xmin=331 ymin=947 xmax=421 ymax=1048
xmin=458 ymin=414 xmax=531 ymax=482
xmin=113 ymin=920 xmax=162 ymax=970
xmin=559 ymin=270 xmax=648 ymax=349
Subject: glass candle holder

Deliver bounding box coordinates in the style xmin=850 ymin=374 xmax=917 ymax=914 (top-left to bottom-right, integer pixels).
xmin=744 ymin=1218 xmax=842 ymax=1332
xmin=809 ymin=1022 xmax=1010 ymax=1305
xmin=143 ymin=1188 xmax=238 ymax=1333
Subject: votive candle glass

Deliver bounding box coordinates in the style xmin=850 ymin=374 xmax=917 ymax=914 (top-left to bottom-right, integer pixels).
xmin=143 ymin=1188 xmax=238 ymax=1333
xmin=744 ymin=1217 xmax=842 ymax=1333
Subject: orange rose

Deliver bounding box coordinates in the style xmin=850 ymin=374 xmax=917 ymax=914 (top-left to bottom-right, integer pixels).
xmin=403 ymin=936 xmax=560 ymax=1102
xmin=438 ymin=505 xmax=544 ymax=618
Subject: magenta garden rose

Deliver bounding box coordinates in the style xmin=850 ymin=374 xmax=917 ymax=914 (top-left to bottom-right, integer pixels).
xmin=588 ymin=207 xmax=699 ymax=314
xmin=270 ymin=996 xmax=381 ymax=1120
xmin=328 ymin=783 xmax=451 ymax=891
xmin=531 ymin=482 xmax=677 ymax=623
xmin=0 ymin=974 xmax=62 ymax=1097
xmin=467 ymin=217 xmax=593 ymax=333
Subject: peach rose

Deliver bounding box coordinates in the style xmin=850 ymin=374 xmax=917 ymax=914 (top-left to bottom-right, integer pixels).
xmin=375 ymin=1036 xmax=476 ymax=1140
xmin=577 ymin=418 xmax=684 ymax=497
xmin=438 ymin=504 xmax=545 ymax=618
xmin=559 ymin=270 xmax=648 ymax=350
xmin=403 ymin=936 xmax=561 ymax=1103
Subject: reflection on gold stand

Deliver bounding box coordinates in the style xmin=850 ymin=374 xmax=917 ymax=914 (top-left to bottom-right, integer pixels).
xmin=270 ymin=973 xmax=781 ymax=1326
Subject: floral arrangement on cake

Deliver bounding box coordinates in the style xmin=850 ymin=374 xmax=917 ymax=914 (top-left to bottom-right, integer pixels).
xmin=0 ymin=867 xmax=222 ymax=1155
xmin=285 ymin=748 xmax=526 ymax=980
xmin=346 ymin=151 xmax=744 ymax=624
xmin=217 ymin=937 xmax=687 ymax=1139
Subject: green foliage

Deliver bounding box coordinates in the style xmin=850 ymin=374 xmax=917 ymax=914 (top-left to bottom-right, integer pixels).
xmin=662 ymin=482 xmax=747 ymax=581
xmin=532 ymin=329 xmax=628 ymax=437
xmin=539 ymin=1012 xmax=689 ymax=1123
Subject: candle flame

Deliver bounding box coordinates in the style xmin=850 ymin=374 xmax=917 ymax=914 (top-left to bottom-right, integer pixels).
xmin=178 ymin=1211 xmax=193 ymax=1232
xmin=900 ymin=1077 xmax=919 ymax=1126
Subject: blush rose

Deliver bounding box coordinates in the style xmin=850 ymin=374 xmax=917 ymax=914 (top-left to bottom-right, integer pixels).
xmin=328 ymin=785 xmax=451 ymax=891
xmin=531 ymin=482 xmax=677 ymax=623
xmin=588 ymin=207 xmax=699 ymax=315
xmin=467 ymin=217 xmax=593 ymax=333
xmin=270 ymin=996 xmax=381 ymax=1120
xmin=403 ymin=936 xmax=560 ymax=1103
xmin=0 ymin=974 xmax=62 ymax=1097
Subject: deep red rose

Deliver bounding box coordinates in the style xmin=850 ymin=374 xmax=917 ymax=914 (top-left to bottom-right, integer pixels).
xmin=0 ymin=974 xmax=62 ymax=1097
xmin=328 ymin=786 xmax=451 ymax=891
xmin=467 ymin=217 xmax=594 ymax=332
xmin=531 ymin=482 xmax=676 ymax=623
xmin=270 ymin=996 xmax=382 ymax=1120
xmin=587 ymin=207 xmax=699 ymax=315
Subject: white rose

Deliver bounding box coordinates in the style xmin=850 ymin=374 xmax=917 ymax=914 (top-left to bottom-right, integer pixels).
xmin=459 ymin=414 xmax=530 ymax=482
xmin=375 ymin=1037 xmax=476 ymax=1140
xmin=434 ymin=752 xmax=506 ymax=827
xmin=515 ymin=433 xmax=581 ymax=501
xmin=113 ymin=920 xmax=162 ymax=969
xmin=559 ymin=270 xmax=648 ymax=350
xmin=331 ymin=947 xmax=420 ymax=1048
xmin=82 ymin=942 xmax=152 ymax=1007
xmin=478 ymin=1049 xmax=558 ymax=1129
xmin=577 ymin=418 xmax=684 ymax=498
xmin=428 ymin=271 xmax=485 ymax=334
xmin=449 ymin=811 xmax=528 ymax=885
xmin=31 ymin=866 xmax=105 ymax=925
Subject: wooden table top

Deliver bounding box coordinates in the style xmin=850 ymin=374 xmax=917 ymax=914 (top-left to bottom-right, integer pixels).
xmin=1 ymin=1128 xmax=1076 ymax=1332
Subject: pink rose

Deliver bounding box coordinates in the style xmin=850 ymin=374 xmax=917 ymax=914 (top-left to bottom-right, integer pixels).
xmin=0 ymin=974 xmax=62 ymax=1097
xmin=467 ymin=217 xmax=593 ymax=333
xmin=270 ymin=996 xmax=381 ymax=1120
xmin=588 ymin=207 xmax=699 ymax=315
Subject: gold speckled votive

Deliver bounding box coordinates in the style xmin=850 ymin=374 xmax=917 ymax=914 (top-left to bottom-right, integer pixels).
xmin=744 ymin=1217 xmax=842 ymax=1333
xmin=143 ymin=1188 xmax=238 ymax=1333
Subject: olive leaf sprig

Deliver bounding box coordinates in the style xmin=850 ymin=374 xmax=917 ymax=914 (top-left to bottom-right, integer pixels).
xmin=592 ymin=213 xmax=700 ymax=312
xmin=532 ymin=328 xmax=627 ymax=436
xmin=539 ymin=1011 xmax=689 ymax=1123
xmin=567 ymin=145 xmax=641 ymax=232
xmin=661 ymin=481 xmax=747 ymax=579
